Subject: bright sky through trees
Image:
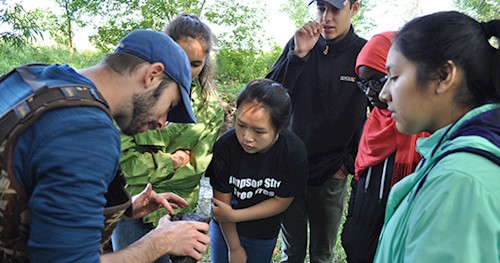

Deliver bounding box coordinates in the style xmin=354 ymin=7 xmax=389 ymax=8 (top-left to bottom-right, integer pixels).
xmin=8 ymin=0 xmax=457 ymax=50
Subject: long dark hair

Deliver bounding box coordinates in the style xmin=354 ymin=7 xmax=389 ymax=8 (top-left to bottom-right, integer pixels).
xmin=236 ymin=79 xmax=291 ymax=133
xmin=165 ymin=14 xmax=215 ymax=102
xmin=393 ymin=11 xmax=500 ymax=107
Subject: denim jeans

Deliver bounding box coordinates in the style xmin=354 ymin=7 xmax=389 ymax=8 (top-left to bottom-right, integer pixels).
xmin=210 ymin=220 xmax=277 ymax=263
xmin=111 ymin=218 xmax=170 ymax=263
xmin=280 ymin=175 xmax=348 ymax=263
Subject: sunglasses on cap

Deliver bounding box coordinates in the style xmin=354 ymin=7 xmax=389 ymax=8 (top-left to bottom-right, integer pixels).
xmin=356 ymin=75 xmax=387 ymax=94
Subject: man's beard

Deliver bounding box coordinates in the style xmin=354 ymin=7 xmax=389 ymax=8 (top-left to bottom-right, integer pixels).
xmin=121 ymin=90 xmax=157 ymax=136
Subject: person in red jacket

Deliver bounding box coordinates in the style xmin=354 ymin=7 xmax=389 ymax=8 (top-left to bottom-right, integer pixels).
xmin=341 ymin=31 xmax=430 ymax=263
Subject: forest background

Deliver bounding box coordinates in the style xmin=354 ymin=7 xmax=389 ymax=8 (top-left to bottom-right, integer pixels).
xmin=2 ymin=0 xmax=497 ymax=103
xmin=1 ymin=0 xmax=498 ymax=262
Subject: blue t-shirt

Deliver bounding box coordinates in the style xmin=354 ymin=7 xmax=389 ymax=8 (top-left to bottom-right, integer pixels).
xmin=11 ymin=64 xmax=120 ymax=262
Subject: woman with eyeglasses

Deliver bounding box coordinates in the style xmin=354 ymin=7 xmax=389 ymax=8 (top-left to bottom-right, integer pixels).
xmin=341 ymin=31 xmax=430 ymax=263
xmin=374 ymin=12 xmax=499 ymax=262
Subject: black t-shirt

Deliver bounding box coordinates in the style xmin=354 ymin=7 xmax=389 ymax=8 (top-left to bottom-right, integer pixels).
xmin=206 ymin=128 xmax=308 ymax=239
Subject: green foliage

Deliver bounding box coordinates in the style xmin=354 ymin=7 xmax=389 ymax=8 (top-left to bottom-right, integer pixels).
xmin=280 ymin=0 xmax=313 ymax=29
xmin=0 ymin=41 xmax=104 ymax=75
xmin=452 ymin=0 xmax=499 ymax=22
xmin=452 ymin=0 xmax=499 ymax=48
xmin=47 ymin=0 xmax=83 ymax=50
xmin=205 ymin=0 xmax=278 ymax=102
xmin=353 ymin=0 xmax=376 ymax=37
xmin=0 ymin=1 xmax=45 ymax=47
xmin=214 ymin=44 xmax=282 ymax=105
xmin=215 ymin=45 xmax=282 ymax=88
xmin=204 ymin=1 xmax=267 ymax=51
xmin=2 ymin=0 xmax=288 ymax=95
xmin=87 ymin=0 xmax=206 ymax=52
xmin=216 ymin=80 xmax=245 ymax=106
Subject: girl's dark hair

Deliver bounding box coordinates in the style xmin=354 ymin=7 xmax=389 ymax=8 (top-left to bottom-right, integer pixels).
xmin=165 ymin=14 xmax=215 ymax=102
xmin=393 ymin=11 xmax=500 ymax=107
xmin=236 ymin=79 xmax=291 ymax=133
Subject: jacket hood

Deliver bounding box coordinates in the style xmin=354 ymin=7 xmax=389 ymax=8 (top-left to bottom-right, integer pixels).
xmin=418 ymin=103 xmax=500 ymax=164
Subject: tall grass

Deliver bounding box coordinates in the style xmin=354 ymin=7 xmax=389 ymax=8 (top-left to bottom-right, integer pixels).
xmin=0 ymin=42 xmax=104 ymax=75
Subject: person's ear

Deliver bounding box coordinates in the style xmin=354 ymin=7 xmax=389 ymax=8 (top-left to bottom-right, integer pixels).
xmin=144 ymin=62 xmax=165 ymax=90
xmin=351 ymin=1 xmax=360 ymax=16
xmin=435 ymin=60 xmax=458 ymax=95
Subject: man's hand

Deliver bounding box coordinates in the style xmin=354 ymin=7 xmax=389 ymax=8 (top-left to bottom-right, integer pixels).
xmin=211 ymin=198 xmax=237 ymax=223
xmin=101 ymin=210 xmax=208 ymax=263
xmin=294 ymin=21 xmax=323 ymax=58
xmin=151 ymin=216 xmax=210 ymax=261
xmin=171 ymin=149 xmax=191 ymax=169
xmin=131 ymin=184 xmax=189 ymax=218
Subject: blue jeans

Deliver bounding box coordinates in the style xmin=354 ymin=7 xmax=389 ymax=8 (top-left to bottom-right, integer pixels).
xmin=111 ymin=218 xmax=170 ymax=263
xmin=210 ymin=220 xmax=277 ymax=263
xmin=280 ymin=175 xmax=348 ymax=263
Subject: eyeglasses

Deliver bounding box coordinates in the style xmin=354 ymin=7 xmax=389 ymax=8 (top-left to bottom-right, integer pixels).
xmin=356 ymin=75 xmax=388 ymax=94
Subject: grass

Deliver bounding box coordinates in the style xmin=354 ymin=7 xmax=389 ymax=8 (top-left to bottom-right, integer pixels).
xmin=0 ymin=43 xmax=104 ymax=75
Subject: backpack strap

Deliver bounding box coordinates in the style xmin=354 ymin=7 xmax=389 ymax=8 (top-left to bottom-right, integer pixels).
xmin=14 ymin=64 xmax=48 ymax=92
xmin=1 ymin=64 xmax=113 ymax=196
xmin=0 ymin=65 xmax=130 ymax=254
xmin=0 ymin=64 xmax=111 ymax=142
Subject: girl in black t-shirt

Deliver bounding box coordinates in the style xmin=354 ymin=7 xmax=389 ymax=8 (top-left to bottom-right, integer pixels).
xmin=206 ymin=79 xmax=308 ymax=263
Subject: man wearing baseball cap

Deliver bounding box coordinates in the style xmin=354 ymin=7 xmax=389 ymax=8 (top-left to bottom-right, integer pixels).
xmin=308 ymin=0 xmax=351 ymax=9
xmin=0 ymin=29 xmax=208 ymax=262
xmin=267 ymin=0 xmax=366 ymax=262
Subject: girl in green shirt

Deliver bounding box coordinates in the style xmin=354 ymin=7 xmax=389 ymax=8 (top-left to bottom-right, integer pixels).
xmin=111 ymin=14 xmax=224 ymax=261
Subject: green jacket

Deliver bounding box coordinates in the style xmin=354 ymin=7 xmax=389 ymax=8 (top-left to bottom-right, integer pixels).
xmin=120 ymin=82 xmax=224 ymax=226
xmin=374 ymin=103 xmax=500 ymax=263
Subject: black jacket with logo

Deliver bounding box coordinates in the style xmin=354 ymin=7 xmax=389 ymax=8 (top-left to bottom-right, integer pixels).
xmin=267 ymin=26 xmax=367 ymax=185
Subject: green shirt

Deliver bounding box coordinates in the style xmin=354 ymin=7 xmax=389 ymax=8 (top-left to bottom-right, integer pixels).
xmin=374 ymin=103 xmax=500 ymax=263
xmin=120 ymin=82 xmax=224 ymax=226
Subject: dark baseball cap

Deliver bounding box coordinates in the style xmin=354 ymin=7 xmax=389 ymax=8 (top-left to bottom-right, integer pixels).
xmin=308 ymin=0 xmax=350 ymax=9
xmin=115 ymin=29 xmax=196 ymax=123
